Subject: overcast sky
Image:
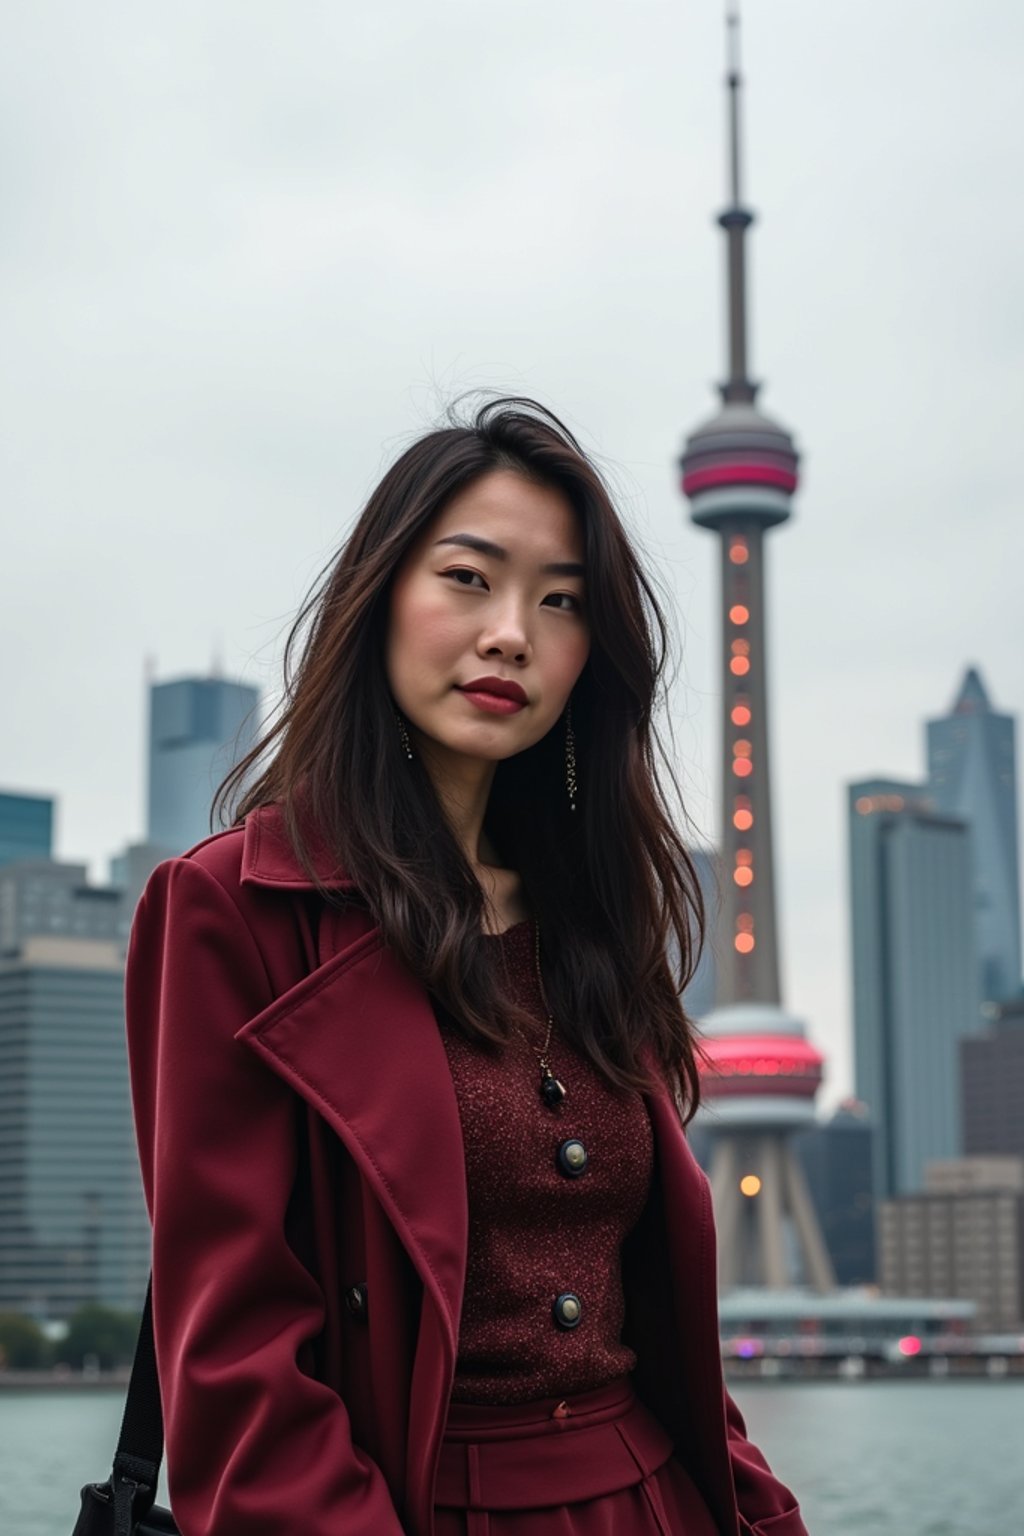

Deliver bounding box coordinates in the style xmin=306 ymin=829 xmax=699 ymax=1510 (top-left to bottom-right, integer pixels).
xmin=3 ymin=0 xmax=1022 ymax=1102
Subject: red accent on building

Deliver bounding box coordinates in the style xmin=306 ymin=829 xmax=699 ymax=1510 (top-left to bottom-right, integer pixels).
xmin=681 ymin=463 xmax=799 ymax=495
xmin=698 ymin=1033 xmax=824 ymax=1099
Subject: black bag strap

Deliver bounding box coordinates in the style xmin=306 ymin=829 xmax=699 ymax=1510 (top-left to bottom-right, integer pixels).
xmin=109 ymin=1271 xmax=163 ymax=1499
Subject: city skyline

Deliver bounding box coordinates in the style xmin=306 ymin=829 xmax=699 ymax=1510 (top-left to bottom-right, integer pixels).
xmin=3 ymin=0 xmax=1022 ymax=1107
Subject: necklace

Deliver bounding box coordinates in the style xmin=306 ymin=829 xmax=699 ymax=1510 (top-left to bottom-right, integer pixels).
xmin=512 ymin=922 xmax=567 ymax=1109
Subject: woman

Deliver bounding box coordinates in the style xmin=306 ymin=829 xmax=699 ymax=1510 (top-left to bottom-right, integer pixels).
xmin=125 ymin=398 xmax=808 ymax=1535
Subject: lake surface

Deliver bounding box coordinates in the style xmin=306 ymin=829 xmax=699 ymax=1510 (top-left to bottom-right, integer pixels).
xmin=4 ymin=1379 xmax=1020 ymax=1535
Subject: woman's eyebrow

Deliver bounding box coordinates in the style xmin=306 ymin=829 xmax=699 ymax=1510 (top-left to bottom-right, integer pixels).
xmin=435 ymin=532 xmax=584 ymax=578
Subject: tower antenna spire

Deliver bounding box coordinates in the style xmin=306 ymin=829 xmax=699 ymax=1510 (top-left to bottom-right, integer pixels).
xmin=726 ymin=1 xmax=742 ymax=206
xmin=720 ymin=0 xmax=756 ymax=403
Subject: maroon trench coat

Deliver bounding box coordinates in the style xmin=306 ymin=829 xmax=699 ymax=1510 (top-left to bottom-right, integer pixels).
xmin=125 ymin=802 xmax=809 ymax=1536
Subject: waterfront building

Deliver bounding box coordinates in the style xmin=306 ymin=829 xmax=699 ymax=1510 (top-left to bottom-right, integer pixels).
xmin=0 ymin=859 xmax=128 ymax=955
xmin=961 ymin=995 xmax=1024 ymax=1158
xmin=0 ymin=790 xmax=54 ymax=868
xmin=794 ymin=1100 xmax=876 ymax=1285
xmin=679 ymin=11 xmax=833 ymax=1290
xmin=849 ymin=777 xmax=981 ymax=1198
xmin=0 ymin=934 xmax=150 ymax=1321
xmin=147 ymin=674 xmax=260 ymax=854
xmin=926 ymin=667 xmax=1021 ymax=1004
xmin=719 ymin=1289 xmax=975 ymax=1363
xmin=878 ymin=1156 xmax=1024 ymax=1332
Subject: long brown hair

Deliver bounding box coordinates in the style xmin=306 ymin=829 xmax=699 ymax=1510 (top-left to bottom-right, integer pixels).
xmin=213 ymin=397 xmax=706 ymax=1115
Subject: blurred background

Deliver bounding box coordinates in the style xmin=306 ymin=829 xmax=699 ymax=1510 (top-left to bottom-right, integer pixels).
xmin=1 ymin=2 xmax=1022 ymax=1532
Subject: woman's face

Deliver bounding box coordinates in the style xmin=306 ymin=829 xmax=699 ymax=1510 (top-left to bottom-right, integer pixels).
xmin=386 ymin=469 xmax=590 ymax=771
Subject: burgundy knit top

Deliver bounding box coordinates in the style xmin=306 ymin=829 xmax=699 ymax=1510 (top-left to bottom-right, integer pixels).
xmin=436 ymin=919 xmax=654 ymax=1405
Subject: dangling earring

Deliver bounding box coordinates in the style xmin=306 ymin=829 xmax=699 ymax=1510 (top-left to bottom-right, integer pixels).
xmin=565 ymin=701 xmax=578 ymax=812
xmin=395 ymin=710 xmax=414 ymax=760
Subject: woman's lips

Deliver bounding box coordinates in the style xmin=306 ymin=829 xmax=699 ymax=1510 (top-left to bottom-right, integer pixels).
xmin=457 ymin=688 xmax=526 ymax=716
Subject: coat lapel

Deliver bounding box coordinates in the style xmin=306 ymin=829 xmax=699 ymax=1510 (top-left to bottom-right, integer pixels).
xmin=232 ymin=806 xmax=468 ymax=1353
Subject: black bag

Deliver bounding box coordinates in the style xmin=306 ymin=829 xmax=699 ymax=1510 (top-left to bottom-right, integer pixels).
xmin=72 ymin=1274 xmax=178 ymax=1535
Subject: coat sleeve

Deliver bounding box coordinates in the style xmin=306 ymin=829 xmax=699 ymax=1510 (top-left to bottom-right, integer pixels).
xmin=724 ymin=1382 xmax=810 ymax=1536
xmin=125 ymin=856 xmax=407 ymax=1536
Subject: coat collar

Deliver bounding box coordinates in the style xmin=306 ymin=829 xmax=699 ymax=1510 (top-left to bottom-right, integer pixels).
xmin=240 ymin=800 xmax=357 ymax=892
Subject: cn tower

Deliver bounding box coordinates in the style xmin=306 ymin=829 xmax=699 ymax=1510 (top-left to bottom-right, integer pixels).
xmin=681 ymin=6 xmax=835 ymax=1292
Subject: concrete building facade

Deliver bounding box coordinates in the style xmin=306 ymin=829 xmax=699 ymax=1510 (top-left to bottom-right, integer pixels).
xmin=0 ymin=860 xmax=128 ymax=956
xmin=878 ymin=1157 xmax=1024 ymax=1332
xmin=960 ymin=996 xmax=1024 ymax=1160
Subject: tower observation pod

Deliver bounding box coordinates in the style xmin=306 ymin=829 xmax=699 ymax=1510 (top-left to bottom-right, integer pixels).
xmin=681 ymin=6 xmax=835 ymax=1292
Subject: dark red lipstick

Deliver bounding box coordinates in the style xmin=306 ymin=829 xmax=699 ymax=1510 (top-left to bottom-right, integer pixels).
xmin=457 ymin=676 xmax=528 ymax=715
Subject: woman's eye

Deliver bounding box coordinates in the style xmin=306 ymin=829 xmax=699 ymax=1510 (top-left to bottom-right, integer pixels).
xmin=543 ymin=592 xmax=583 ymax=613
xmin=444 ymin=567 xmax=488 ymax=589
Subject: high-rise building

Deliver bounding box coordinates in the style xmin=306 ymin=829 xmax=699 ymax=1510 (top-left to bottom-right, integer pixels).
xmin=878 ymin=1157 xmax=1024 ymax=1332
xmin=0 ymin=935 xmax=150 ymax=1320
xmin=678 ymin=11 xmax=833 ymax=1291
xmin=681 ymin=843 xmax=719 ymax=1022
xmin=926 ymin=667 xmax=1021 ymax=1004
xmin=961 ymin=995 xmax=1024 ymax=1159
xmin=146 ymin=675 xmax=260 ymax=854
xmin=0 ymin=791 xmax=54 ymax=868
xmin=849 ymin=778 xmax=981 ymax=1197
xmin=793 ymin=1100 xmax=876 ymax=1285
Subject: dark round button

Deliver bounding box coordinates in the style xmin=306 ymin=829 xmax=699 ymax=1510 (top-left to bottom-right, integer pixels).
xmin=553 ymin=1292 xmax=583 ymax=1329
xmin=345 ymin=1283 xmax=368 ymax=1319
xmin=556 ymin=1139 xmax=588 ymax=1178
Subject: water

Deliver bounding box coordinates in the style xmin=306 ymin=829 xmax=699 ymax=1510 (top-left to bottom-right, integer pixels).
xmin=3 ymin=1379 xmax=1021 ymax=1535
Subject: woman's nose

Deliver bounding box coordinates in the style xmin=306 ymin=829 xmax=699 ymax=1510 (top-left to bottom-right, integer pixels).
xmin=477 ymin=606 xmax=532 ymax=665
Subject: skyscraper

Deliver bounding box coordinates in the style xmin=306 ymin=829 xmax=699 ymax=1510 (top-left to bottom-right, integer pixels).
xmin=849 ymin=778 xmax=981 ymax=1197
xmin=146 ymin=675 xmax=260 ymax=854
xmin=0 ymin=934 xmax=150 ymax=1320
xmin=927 ymin=667 xmax=1021 ymax=1004
xmin=961 ymin=995 xmax=1024 ymax=1160
xmin=0 ymin=790 xmax=54 ymax=867
xmin=679 ymin=8 xmax=833 ymax=1291
xmin=793 ymin=1101 xmax=876 ymax=1285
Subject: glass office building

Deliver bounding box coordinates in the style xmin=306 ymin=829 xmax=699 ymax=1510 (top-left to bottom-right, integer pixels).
xmin=146 ymin=676 xmax=261 ymax=854
xmin=849 ymin=778 xmax=981 ymax=1198
xmin=926 ymin=667 xmax=1021 ymax=1005
xmin=0 ymin=937 xmax=149 ymax=1321
xmin=0 ymin=791 xmax=54 ymax=867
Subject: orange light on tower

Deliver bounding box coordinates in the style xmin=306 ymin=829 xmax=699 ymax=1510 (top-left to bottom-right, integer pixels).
xmin=728 ymin=538 xmax=749 ymax=565
xmin=729 ymin=604 xmax=750 ymax=624
xmin=730 ymin=638 xmax=751 ymax=678
xmin=735 ymin=932 xmax=756 ymax=953
xmin=733 ymin=794 xmax=754 ymax=831
xmin=739 ymin=1174 xmax=762 ymax=1197
xmin=731 ymin=701 xmax=751 ymax=726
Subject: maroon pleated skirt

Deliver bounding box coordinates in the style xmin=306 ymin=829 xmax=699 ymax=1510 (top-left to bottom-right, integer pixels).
xmin=433 ymin=1375 xmax=720 ymax=1535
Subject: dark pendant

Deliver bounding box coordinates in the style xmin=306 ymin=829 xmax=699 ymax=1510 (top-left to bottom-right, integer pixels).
xmin=540 ymin=1072 xmax=567 ymax=1107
